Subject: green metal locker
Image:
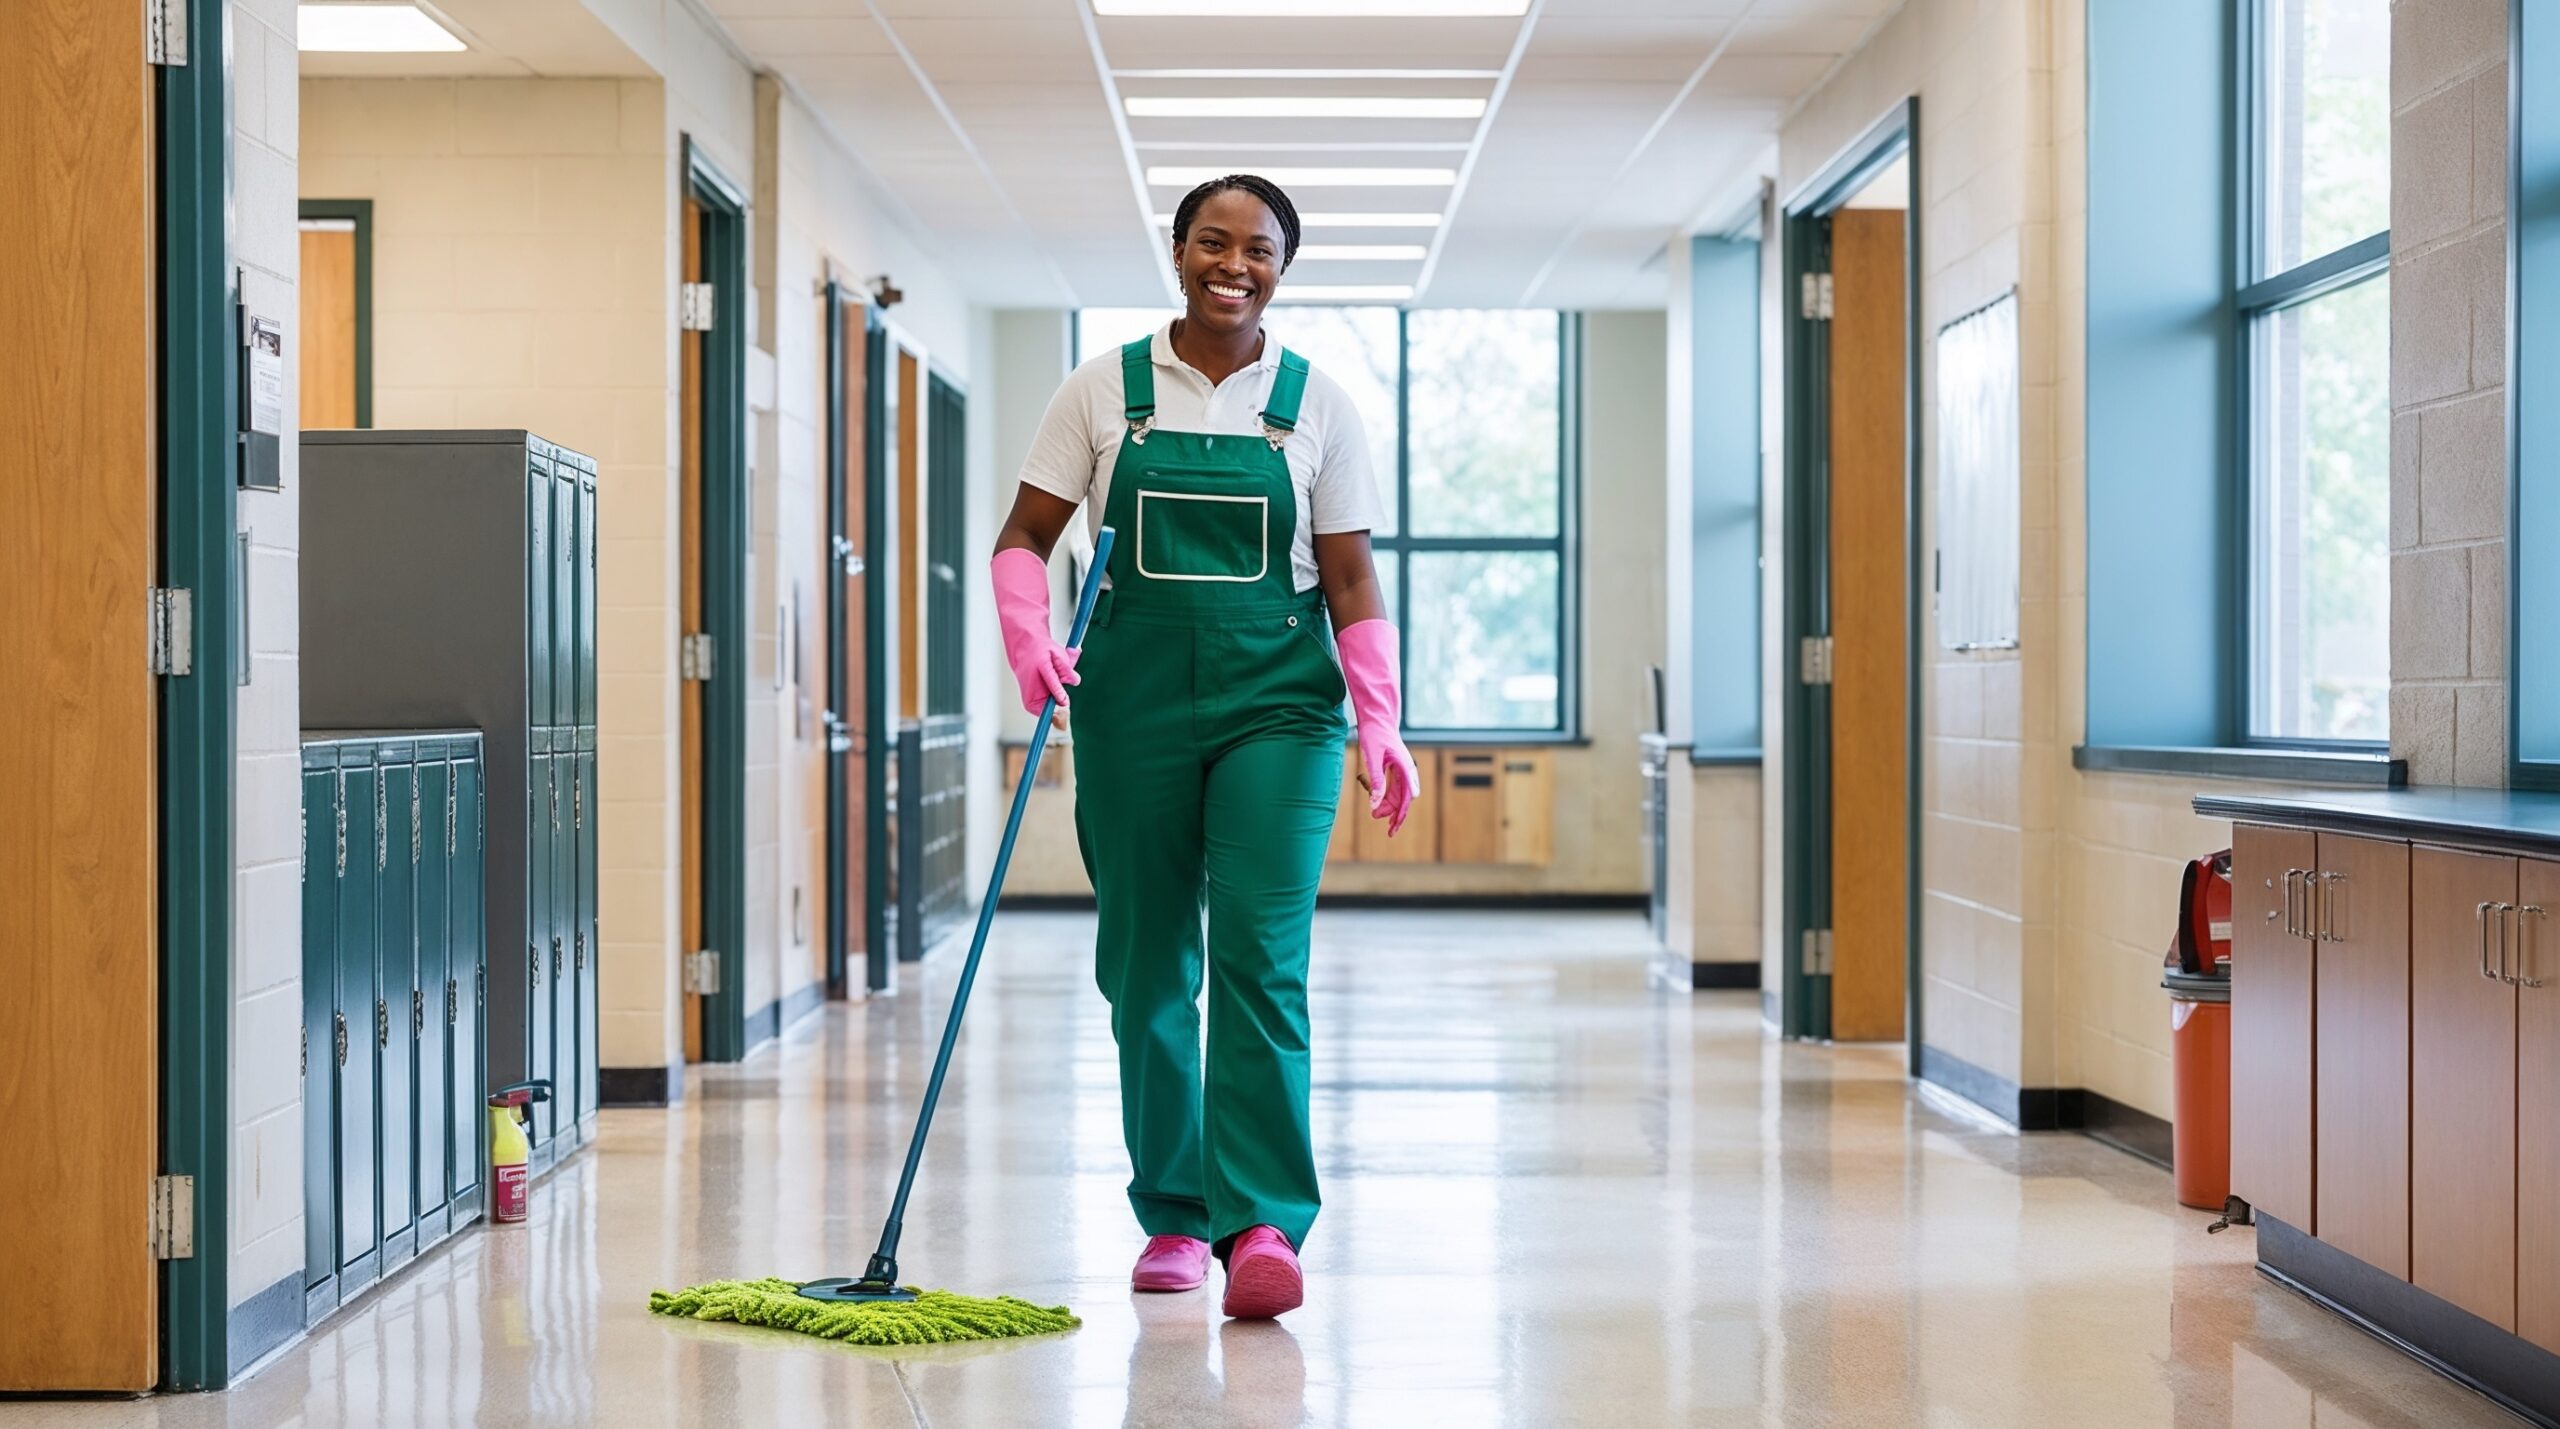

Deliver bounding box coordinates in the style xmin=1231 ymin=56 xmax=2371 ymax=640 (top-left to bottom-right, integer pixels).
xmin=451 ymin=747 xmax=484 ymax=1210
xmin=379 ymin=744 xmax=417 ymax=1267
xmin=415 ymin=746 xmax=452 ymax=1239
xmin=577 ymin=747 xmax=599 ymax=1122
xmin=529 ymin=752 xmax=556 ymax=1149
xmin=335 ymin=750 xmax=380 ymax=1293
xmin=571 ymin=465 xmax=597 ymax=1127
xmin=304 ymin=432 xmax=601 ymax=1158
xmin=301 ymin=748 xmax=337 ymax=1310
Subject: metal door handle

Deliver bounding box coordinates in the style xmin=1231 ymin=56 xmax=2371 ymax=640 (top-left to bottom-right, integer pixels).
xmin=2318 ymin=871 xmax=2345 ymax=942
xmin=2514 ymin=905 xmax=2547 ymax=988
xmin=2482 ymin=901 xmax=2503 ymax=980
xmin=2281 ymin=870 xmax=2308 ymax=936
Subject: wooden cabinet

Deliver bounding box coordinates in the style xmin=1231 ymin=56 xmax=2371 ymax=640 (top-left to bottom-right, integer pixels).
xmin=2518 ymin=858 xmax=2560 ymax=1352
xmin=2231 ymin=823 xmax=2317 ymax=1230
xmin=1349 ymin=746 xmax=1438 ymax=863
xmin=2313 ymin=832 xmax=2411 ymax=1278
xmin=2411 ymin=846 xmax=2517 ymax=1329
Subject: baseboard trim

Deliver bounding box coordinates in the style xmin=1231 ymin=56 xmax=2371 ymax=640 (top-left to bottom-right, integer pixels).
xmin=1685 ymin=959 xmax=1760 ymax=990
xmin=2074 ymin=1089 xmax=2174 ymax=1170
xmin=1918 ymin=1044 xmax=2028 ymax=1125
xmin=2259 ymin=1214 xmax=2560 ymax=1428
xmin=227 ymin=1271 xmax=306 ymax=1379
xmin=1000 ymin=892 xmax=1648 ymax=912
xmin=780 ymin=980 xmax=824 ymax=1033
xmin=599 ymin=1065 xmax=684 ymax=1107
xmin=743 ymin=995 xmax=781 ymax=1050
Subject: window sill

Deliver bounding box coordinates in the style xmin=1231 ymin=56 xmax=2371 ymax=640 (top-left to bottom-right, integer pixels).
xmin=1405 ymin=733 xmax=1589 ymax=749
xmin=2071 ymin=743 xmax=2406 ymax=787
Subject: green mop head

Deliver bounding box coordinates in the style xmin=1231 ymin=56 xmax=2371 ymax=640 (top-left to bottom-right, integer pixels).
xmin=646 ymin=1278 xmax=1079 ymax=1346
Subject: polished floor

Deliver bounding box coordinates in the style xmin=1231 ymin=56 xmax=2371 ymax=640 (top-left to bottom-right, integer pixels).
xmin=11 ymin=911 xmax=2519 ymax=1427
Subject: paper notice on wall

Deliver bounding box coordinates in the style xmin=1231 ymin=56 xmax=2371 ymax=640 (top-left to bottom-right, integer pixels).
xmin=247 ymin=316 xmax=284 ymax=437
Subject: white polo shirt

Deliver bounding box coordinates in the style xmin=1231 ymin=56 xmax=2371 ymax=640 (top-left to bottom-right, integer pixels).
xmin=1016 ymin=323 xmax=1383 ymax=593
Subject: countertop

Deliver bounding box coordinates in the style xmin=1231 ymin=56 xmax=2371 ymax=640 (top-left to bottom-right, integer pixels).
xmin=2194 ymin=786 xmax=2560 ymax=858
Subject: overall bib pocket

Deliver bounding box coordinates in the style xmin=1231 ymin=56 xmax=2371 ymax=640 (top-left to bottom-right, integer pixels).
xmin=1135 ymin=487 xmax=1269 ymax=583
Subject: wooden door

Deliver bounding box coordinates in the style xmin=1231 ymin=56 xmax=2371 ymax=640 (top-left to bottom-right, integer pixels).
xmin=679 ymin=198 xmax=705 ymax=1062
xmin=897 ymin=349 xmax=923 ymax=724
xmin=2313 ymin=831 xmax=2411 ymax=1277
xmin=1825 ymin=207 xmax=1908 ymax=1043
xmin=2410 ymin=845 xmax=2517 ymax=1329
xmin=2230 ymin=823 xmax=2317 ymax=1230
xmin=0 ymin=0 xmax=160 ymax=1390
xmin=2516 ymin=857 xmax=2560 ymax=1352
xmin=299 ymin=222 xmax=358 ymax=427
xmin=831 ymin=298 xmax=869 ymax=993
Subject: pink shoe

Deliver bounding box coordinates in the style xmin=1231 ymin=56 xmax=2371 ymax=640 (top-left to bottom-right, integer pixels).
xmin=1220 ymin=1226 xmax=1304 ymax=1319
xmin=1132 ymin=1234 xmax=1211 ymax=1292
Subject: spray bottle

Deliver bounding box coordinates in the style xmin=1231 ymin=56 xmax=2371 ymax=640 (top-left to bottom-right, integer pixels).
xmin=487 ymin=1079 xmax=552 ymax=1224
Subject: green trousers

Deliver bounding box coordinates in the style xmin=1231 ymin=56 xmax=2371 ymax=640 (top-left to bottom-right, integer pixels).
xmin=1071 ymin=592 xmax=1345 ymax=1254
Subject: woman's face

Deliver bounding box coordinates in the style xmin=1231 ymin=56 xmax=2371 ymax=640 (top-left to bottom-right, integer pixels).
xmin=1174 ymin=188 xmax=1286 ymax=339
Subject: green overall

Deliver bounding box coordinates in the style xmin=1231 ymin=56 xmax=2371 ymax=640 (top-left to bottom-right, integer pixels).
xmin=1071 ymin=337 xmax=1348 ymax=1255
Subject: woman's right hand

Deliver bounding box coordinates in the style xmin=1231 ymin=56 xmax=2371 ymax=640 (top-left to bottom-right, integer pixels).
xmin=992 ymin=546 xmax=1080 ymax=715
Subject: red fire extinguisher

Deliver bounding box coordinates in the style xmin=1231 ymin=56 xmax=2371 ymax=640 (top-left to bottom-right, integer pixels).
xmin=487 ymin=1080 xmax=552 ymax=1224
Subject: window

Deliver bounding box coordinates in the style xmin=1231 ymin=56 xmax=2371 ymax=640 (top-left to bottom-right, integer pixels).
xmin=1070 ymin=305 xmax=1576 ymax=735
xmin=2243 ymin=0 xmax=2390 ymax=743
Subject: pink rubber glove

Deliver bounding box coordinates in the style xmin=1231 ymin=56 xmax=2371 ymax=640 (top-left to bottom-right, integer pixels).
xmin=1336 ymin=619 xmax=1420 ymax=836
xmin=993 ymin=547 xmax=1079 ymax=715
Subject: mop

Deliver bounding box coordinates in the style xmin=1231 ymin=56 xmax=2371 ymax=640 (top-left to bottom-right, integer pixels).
xmin=648 ymin=528 xmax=1117 ymax=1348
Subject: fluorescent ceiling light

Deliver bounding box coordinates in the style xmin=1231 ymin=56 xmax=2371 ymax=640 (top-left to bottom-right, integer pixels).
xmin=298 ymin=3 xmax=465 ymax=51
xmin=1127 ymin=97 xmax=1486 ymax=119
xmin=1147 ymin=166 xmax=1456 ymax=187
xmin=1115 ymin=69 xmax=1504 ymax=80
xmin=1272 ymin=285 xmax=1415 ymax=302
xmin=1295 ymin=245 xmax=1428 ymax=261
xmin=1099 ymin=0 xmax=1527 ymax=13
xmin=1154 ymin=213 xmax=1445 ymax=228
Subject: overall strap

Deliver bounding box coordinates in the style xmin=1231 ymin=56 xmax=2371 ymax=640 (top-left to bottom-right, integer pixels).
xmin=1120 ymin=338 xmax=1156 ymax=442
xmin=1259 ymin=348 xmax=1310 ymax=450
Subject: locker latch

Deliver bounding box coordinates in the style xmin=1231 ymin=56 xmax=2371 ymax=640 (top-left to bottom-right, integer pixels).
xmin=447 ymin=978 xmax=459 ymax=1025
xmin=575 ymin=931 xmax=587 ymax=971
xmin=300 ymin=1026 xmax=308 ymax=1078
xmin=377 ymin=997 xmax=390 ymax=1048
xmin=411 ymin=780 xmax=423 ymax=863
xmin=530 ymin=943 xmax=542 ymax=986
xmin=553 ymin=935 xmax=565 ymax=982
xmin=413 ymin=989 xmax=425 ymax=1036
xmin=334 ymin=1013 xmax=349 ymax=1067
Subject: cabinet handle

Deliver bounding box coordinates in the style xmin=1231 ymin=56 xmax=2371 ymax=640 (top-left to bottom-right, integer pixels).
xmin=2483 ymin=901 xmax=2504 ymax=980
xmin=2514 ymin=905 xmax=2548 ymax=989
xmin=2319 ymin=871 xmax=2346 ymax=942
xmin=2281 ymin=869 xmax=2310 ymax=937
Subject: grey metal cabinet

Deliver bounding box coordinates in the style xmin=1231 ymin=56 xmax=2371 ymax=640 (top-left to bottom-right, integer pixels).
xmin=300 ymin=732 xmax=486 ymax=1328
xmin=302 ymin=430 xmax=601 ymax=1173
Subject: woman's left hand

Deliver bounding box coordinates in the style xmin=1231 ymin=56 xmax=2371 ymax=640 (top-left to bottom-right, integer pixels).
xmin=1357 ymin=727 xmax=1420 ymax=837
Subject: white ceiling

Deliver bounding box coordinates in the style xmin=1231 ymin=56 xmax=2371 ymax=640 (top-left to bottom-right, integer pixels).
xmin=315 ymin=0 xmax=1900 ymax=308
xmin=706 ymin=0 xmax=1899 ymax=309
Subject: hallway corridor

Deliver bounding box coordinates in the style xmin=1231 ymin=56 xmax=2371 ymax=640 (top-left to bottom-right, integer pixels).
xmin=11 ymin=912 xmax=2514 ymax=1427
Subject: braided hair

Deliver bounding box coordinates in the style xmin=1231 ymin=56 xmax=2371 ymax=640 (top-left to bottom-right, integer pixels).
xmin=1171 ymin=174 xmax=1301 ymax=268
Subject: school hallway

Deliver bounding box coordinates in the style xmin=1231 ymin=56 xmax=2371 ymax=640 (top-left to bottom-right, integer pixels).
xmin=0 ymin=911 xmax=2500 ymax=1429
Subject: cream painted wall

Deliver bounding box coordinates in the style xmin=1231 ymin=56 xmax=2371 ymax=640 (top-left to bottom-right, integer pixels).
xmin=303 ymin=51 xmax=978 ymax=1072
xmin=991 ymin=309 xmax=1665 ymax=899
xmin=233 ymin=0 xmax=306 ymax=1313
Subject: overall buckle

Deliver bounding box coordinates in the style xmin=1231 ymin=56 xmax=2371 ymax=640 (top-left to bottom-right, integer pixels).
xmin=1128 ymin=416 xmax=1154 ymax=445
xmin=1261 ymin=422 xmax=1289 ymax=451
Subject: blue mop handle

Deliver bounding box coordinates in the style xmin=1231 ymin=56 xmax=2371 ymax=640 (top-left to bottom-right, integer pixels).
xmin=871 ymin=526 xmax=1114 ymax=1266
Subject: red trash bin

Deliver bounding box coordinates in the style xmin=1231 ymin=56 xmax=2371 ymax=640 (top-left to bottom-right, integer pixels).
xmin=2162 ymin=849 xmax=2233 ymax=1212
xmin=2164 ymin=969 xmax=2231 ymax=1210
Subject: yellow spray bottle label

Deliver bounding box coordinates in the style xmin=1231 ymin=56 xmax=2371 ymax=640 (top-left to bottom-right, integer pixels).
xmin=488 ymin=1080 xmax=550 ymax=1223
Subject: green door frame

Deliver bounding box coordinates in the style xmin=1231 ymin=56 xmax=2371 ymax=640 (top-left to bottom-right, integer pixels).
xmin=686 ymin=138 xmax=751 ymax=1061
xmin=161 ymin=0 xmax=238 ymax=1387
xmin=295 ymin=198 xmax=373 ymax=428
xmin=1778 ymin=98 xmax=1924 ymax=1067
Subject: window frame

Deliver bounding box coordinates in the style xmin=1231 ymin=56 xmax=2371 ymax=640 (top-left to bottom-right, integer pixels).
xmin=2232 ymin=0 xmax=2392 ymax=751
xmin=1067 ymin=305 xmax=1583 ymax=741
xmin=1379 ymin=308 xmax=1581 ymax=742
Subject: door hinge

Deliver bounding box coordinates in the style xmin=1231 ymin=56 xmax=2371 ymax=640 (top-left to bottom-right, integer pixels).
xmin=149 ymin=588 xmax=193 ymax=676
xmin=146 ymin=0 xmax=188 ymax=66
xmin=1801 ymin=271 xmax=1834 ymax=321
xmin=447 ymin=977 xmax=459 ymax=1024
xmin=685 ymin=949 xmax=723 ymax=995
xmin=678 ymin=282 xmax=716 ymax=332
xmin=1802 ymin=927 xmax=1835 ymax=976
xmin=680 ymin=632 xmax=716 ymax=682
xmin=152 ymin=1174 xmax=194 ymax=1259
xmin=1799 ymin=634 xmax=1834 ymax=686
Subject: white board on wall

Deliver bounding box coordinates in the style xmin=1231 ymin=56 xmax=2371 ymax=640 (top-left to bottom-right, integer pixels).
xmin=1934 ymin=291 xmax=2020 ymax=651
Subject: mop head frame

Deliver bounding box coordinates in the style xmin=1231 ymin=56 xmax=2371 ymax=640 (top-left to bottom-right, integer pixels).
xmin=647 ymin=1278 xmax=1080 ymax=1346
